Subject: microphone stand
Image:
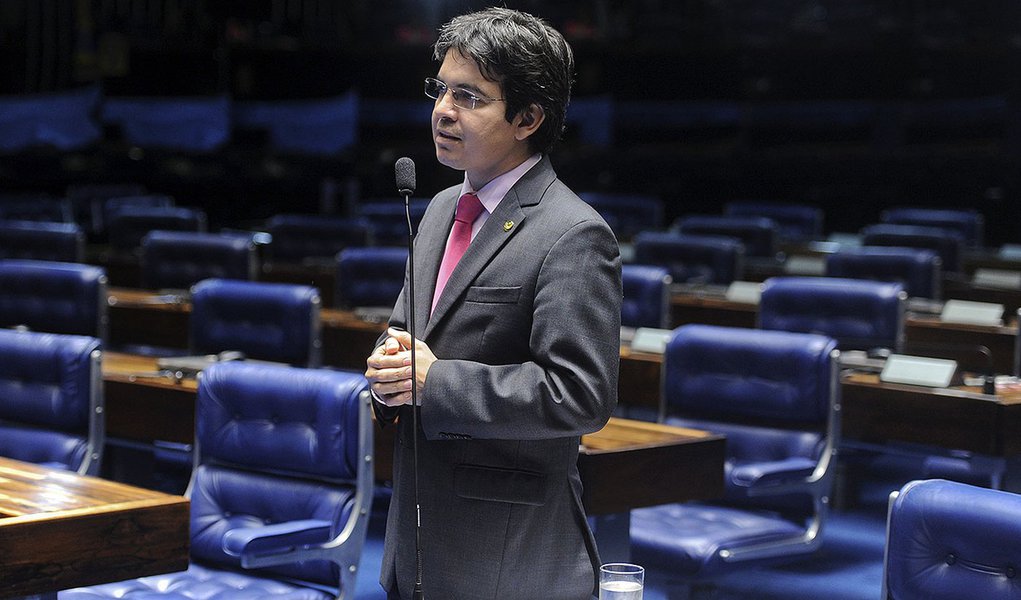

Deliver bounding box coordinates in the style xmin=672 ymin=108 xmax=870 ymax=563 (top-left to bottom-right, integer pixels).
xmin=402 ymin=191 xmax=425 ymax=600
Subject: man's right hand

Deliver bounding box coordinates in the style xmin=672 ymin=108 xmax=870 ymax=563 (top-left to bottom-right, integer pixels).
xmin=365 ymin=328 xmax=414 ymax=406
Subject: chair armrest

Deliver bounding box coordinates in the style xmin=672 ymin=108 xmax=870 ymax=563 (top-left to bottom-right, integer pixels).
xmin=730 ymin=457 xmax=817 ymax=490
xmin=222 ymin=519 xmax=333 ymax=567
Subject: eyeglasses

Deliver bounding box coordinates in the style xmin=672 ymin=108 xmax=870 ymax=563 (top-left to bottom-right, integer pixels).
xmin=424 ymin=77 xmax=504 ymax=110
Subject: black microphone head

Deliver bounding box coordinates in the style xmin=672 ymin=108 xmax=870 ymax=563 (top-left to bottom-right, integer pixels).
xmin=395 ymin=157 xmax=416 ymax=196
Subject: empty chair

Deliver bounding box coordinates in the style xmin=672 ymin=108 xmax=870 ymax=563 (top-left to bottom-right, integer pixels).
xmin=579 ymin=192 xmax=664 ymax=241
xmin=825 ymin=246 xmax=943 ymax=300
xmin=107 ymin=206 xmax=207 ymax=254
xmin=622 ymin=264 xmax=672 ymax=329
xmin=65 ymin=182 xmax=146 ymax=236
xmin=724 ymin=201 xmax=824 ymax=242
xmin=358 ymin=199 xmax=429 ymax=246
xmin=190 ymin=279 xmax=321 ymax=367
xmin=633 ymin=231 xmax=744 ymax=285
xmin=233 ymin=91 xmax=359 ymax=156
xmin=61 ymin=362 xmax=373 ymax=600
xmin=631 ymin=325 xmax=840 ymax=584
xmin=883 ymin=479 xmax=1021 ymax=600
xmin=860 ymin=223 xmax=965 ymax=273
xmin=0 ymin=220 xmax=85 ymax=262
xmin=0 ymin=329 xmax=102 ymax=475
xmin=265 ymin=213 xmax=372 ymax=263
xmin=881 ymin=206 xmax=984 ymax=248
xmin=141 ymin=230 xmax=258 ymax=291
xmin=0 ymin=85 xmax=101 ymax=153
xmin=335 ymin=246 xmax=408 ymax=310
xmin=101 ymin=95 xmax=231 ymax=153
xmin=0 ymin=259 xmax=108 ymax=339
xmin=101 ymin=193 xmax=175 ymax=235
xmin=674 ymin=214 xmax=779 ymax=260
xmin=759 ymin=276 xmax=906 ymax=352
xmin=0 ymin=193 xmax=72 ymax=222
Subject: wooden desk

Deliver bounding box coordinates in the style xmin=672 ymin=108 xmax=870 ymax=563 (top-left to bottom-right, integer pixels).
xmin=840 ymin=372 xmax=1021 ymax=458
xmin=106 ymin=288 xmax=387 ymax=371
xmin=0 ymin=457 xmax=189 ymax=597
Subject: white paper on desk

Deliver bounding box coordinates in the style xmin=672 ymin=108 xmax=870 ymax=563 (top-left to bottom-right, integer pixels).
xmin=940 ymin=299 xmax=1004 ymax=326
xmin=783 ymin=255 xmax=827 ymax=276
xmin=972 ymin=268 xmax=1021 ymax=290
xmin=630 ymin=327 xmax=673 ymax=354
xmin=880 ymin=354 xmax=958 ymax=388
xmin=998 ymin=244 xmax=1021 ymax=261
xmin=725 ymin=281 xmax=762 ymax=305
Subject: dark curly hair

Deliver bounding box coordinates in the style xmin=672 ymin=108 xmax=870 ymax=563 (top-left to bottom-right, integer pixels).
xmin=433 ymin=7 xmax=574 ymax=154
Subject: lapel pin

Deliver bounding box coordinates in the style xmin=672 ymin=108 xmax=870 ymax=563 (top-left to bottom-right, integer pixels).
xmin=503 ymin=220 xmax=514 ymax=232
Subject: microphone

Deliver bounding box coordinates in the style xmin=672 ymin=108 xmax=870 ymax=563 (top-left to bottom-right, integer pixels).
xmin=394 ymin=157 xmax=425 ymax=599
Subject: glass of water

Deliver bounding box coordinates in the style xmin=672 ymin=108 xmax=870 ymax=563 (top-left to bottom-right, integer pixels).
xmin=599 ymin=563 xmax=644 ymax=600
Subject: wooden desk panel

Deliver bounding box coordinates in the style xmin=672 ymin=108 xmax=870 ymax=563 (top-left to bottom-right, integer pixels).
xmin=104 ymin=352 xmax=198 ymax=445
xmin=0 ymin=458 xmax=189 ymax=597
xmin=579 ymin=418 xmax=724 ymax=515
xmin=107 ymin=288 xmax=191 ymax=350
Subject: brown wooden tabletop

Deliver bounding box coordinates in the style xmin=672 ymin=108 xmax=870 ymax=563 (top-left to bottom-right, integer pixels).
xmin=0 ymin=457 xmax=189 ymax=597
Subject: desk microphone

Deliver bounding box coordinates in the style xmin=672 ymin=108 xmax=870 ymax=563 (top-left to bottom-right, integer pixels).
xmin=395 ymin=156 xmax=425 ymax=599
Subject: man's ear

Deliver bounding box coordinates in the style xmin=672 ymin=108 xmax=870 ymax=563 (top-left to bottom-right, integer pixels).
xmin=514 ymin=103 xmax=545 ymax=141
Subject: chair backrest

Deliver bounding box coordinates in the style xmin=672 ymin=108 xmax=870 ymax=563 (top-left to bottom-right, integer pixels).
xmin=233 ymin=91 xmax=359 ymax=156
xmin=335 ymin=246 xmax=408 ymax=310
xmin=0 ymin=259 xmax=108 ymax=339
xmin=0 ymin=220 xmax=84 ymax=262
xmin=825 ymin=246 xmax=943 ymax=300
xmin=0 ymin=329 xmax=102 ymax=474
xmin=265 ymin=214 xmax=372 ymax=262
xmin=101 ymin=95 xmax=231 ymax=152
xmin=190 ymin=279 xmax=321 ymax=367
xmin=674 ymin=214 xmax=778 ymax=259
xmin=65 ymin=182 xmax=147 ymax=235
xmin=0 ymin=194 xmax=72 ymax=222
xmin=883 ymin=479 xmax=1021 ymax=600
xmin=724 ymin=201 xmax=824 ymax=241
xmin=189 ymin=362 xmax=372 ymax=596
xmin=622 ymin=264 xmax=672 ymax=329
xmin=102 ymin=193 xmax=175 ymax=234
xmin=860 ymin=223 xmax=965 ymax=273
xmin=633 ymin=231 xmax=744 ymax=285
xmin=107 ymin=206 xmax=207 ymax=253
xmin=881 ymin=206 xmax=984 ymax=248
xmin=141 ymin=230 xmax=257 ymax=291
xmin=579 ymin=192 xmax=664 ymax=241
xmin=662 ymin=324 xmax=839 ymax=521
xmin=759 ymin=276 xmax=906 ymax=352
xmin=357 ymin=199 xmax=429 ymax=246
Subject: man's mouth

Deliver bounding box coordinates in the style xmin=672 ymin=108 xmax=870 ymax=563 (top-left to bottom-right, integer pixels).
xmin=436 ymin=130 xmax=461 ymax=141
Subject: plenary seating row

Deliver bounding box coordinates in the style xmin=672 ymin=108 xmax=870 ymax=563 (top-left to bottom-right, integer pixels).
xmin=61 ymin=362 xmax=373 ymax=600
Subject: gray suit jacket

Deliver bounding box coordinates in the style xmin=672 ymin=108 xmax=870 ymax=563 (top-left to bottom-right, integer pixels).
xmin=379 ymin=156 xmax=622 ymax=599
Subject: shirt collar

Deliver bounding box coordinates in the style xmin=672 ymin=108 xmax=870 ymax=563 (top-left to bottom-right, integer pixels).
xmin=460 ymin=154 xmax=542 ymax=215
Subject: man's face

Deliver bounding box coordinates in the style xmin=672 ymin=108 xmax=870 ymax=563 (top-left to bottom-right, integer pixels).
xmin=431 ymin=50 xmax=532 ymax=189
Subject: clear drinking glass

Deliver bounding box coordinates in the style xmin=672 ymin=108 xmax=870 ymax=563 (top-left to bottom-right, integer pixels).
xmin=599 ymin=563 xmax=644 ymax=600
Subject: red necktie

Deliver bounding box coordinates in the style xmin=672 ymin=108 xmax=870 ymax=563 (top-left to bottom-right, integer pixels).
xmin=432 ymin=193 xmax=485 ymax=312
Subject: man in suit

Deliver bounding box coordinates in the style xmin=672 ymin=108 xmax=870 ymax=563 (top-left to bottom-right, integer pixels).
xmin=365 ymin=8 xmax=622 ymax=599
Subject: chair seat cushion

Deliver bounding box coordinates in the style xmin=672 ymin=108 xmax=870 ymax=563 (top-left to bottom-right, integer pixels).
xmin=59 ymin=563 xmax=334 ymax=600
xmin=631 ymin=503 xmax=805 ymax=578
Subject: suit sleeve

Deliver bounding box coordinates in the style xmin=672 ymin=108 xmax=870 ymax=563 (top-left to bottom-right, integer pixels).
xmin=420 ymin=217 xmax=622 ymax=440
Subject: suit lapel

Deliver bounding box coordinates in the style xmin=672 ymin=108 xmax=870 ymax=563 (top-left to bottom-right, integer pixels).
xmin=423 ymin=157 xmax=555 ymax=337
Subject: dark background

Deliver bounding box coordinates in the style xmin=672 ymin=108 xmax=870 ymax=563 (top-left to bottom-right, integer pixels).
xmin=1 ymin=0 xmax=1019 ymax=243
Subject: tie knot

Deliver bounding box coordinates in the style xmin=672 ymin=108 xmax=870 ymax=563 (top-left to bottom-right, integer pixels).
xmin=455 ymin=193 xmax=485 ymax=224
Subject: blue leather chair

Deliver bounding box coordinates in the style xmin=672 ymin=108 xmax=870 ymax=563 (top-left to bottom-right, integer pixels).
xmin=358 ymin=199 xmax=429 ymax=246
xmin=335 ymin=246 xmax=408 ymax=310
xmin=825 ymin=246 xmax=943 ymax=300
xmin=0 ymin=193 xmax=73 ymax=222
xmin=101 ymin=193 xmax=175 ymax=235
xmin=579 ymin=192 xmax=664 ymax=241
xmin=0 ymin=259 xmax=108 ymax=339
xmin=141 ymin=230 xmax=258 ymax=291
xmin=724 ymin=201 xmax=824 ymax=242
xmin=622 ymin=264 xmax=672 ymax=329
xmin=0 ymin=329 xmax=103 ymax=475
xmin=759 ymin=276 xmax=906 ymax=352
xmin=0 ymin=220 xmax=85 ymax=262
xmin=101 ymin=95 xmax=231 ymax=152
xmin=674 ymin=215 xmax=779 ymax=259
xmin=881 ymin=207 xmax=984 ymax=248
xmin=883 ymin=479 xmax=1021 ymax=600
xmin=107 ymin=206 xmax=207 ymax=254
xmin=61 ymin=362 xmax=374 ymax=600
xmin=190 ymin=279 xmax=321 ymax=367
xmin=265 ymin=214 xmax=372 ymax=262
xmin=65 ymin=182 xmax=147 ymax=237
xmin=631 ymin=325 xmax=840 ymax=583
xmin=861 ymin=223 xmax=965 ymax=273
xmin=633 ymin=231 xmax=744 ymax=285
xmin=233 ymin=91 xmax=359 ymax=156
